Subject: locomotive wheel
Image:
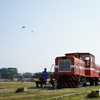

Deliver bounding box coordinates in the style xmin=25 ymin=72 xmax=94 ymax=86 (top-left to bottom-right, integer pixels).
xmin=90 ymin=82 xmax=93 ymax=86
xmin=89 ymin=78 xmax=94 ymax=86
xmin=83 ymin=83 xmax=86 ymax=87
xmin=94 ymin=78 xmax=98 ymax=86
xmin=90 ymin=83 xmax=93 ymax=86
xmin=95 ymin=82 xmax=98 ymax=86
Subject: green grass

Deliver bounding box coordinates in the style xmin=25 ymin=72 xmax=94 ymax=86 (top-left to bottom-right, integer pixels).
xmin=49 ymin=93 xmax=100 ymax=100
xmin=0 ymin=82 xmax=100 ymax=100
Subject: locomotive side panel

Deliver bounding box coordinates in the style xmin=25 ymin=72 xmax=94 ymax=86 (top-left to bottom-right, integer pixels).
xmin=74 ymin=58 xmax=85 ymax=76
xmin=94 ymin=65 xmax=100 ymax=77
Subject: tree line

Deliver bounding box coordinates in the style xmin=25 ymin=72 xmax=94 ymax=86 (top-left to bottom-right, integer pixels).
xmin=0 ymin=68 xmax=54 ymax=79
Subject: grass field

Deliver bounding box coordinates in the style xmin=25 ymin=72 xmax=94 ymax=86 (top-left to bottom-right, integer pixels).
xmin=0 ymin=82 xmax=100 ymax=100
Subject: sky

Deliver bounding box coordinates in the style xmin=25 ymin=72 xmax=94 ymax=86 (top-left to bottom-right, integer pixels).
xmin=0 ymin=0 xmax=100 ymax=73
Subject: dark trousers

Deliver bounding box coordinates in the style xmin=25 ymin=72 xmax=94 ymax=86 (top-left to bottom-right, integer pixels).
xmin=36 ymin=81 xmax=46 ymax=88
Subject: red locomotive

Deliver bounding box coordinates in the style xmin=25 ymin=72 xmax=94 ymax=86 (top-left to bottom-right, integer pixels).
xmin=50 ymin=52 xmax=100 ymax=88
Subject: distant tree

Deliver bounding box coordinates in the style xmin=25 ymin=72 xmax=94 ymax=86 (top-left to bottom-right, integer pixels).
xmin=0 ymin=75 xmax=2 ymax=79
xmin=8 ymin=68 xmax=18 ymax=77
xmin=23 ymin=72 xmax=32 ymax=78
xmin=32 ymin=72 xmax=41 ymax=78
xmin=15 ymin=73 xmax=21 ymax=78
xmin=0 ymin=68 xmax=18 ymax=79
xmin=0 ymin=68 xmax=8 ymax=79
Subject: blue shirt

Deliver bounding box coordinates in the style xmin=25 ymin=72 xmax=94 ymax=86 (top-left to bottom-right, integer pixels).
xmin=42 ymin=71 xmax=48 ymax=79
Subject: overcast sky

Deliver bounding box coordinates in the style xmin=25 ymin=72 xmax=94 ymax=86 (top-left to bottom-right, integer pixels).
xmin=0 ymin=0 xmax=100 ymax=73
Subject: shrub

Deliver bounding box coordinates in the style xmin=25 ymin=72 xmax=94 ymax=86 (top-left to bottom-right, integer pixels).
xmin=87 ymin=91 xmax=99 ymax=98
xmin=15 ymin=87 xmax=25 ymax=93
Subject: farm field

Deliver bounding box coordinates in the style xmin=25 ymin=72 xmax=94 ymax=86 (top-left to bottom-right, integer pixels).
xmin=0 ymin=82 xmax=100 ymax=100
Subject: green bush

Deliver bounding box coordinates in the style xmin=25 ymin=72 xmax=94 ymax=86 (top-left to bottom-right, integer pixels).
xmin=15 ymin=88 xmax=24 ymax=93
xmin=87 ymin=91 xmax=99 ymax=98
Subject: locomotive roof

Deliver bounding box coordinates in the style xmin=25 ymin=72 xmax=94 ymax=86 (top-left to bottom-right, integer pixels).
xmin=65 ymin=52 xmax=95 ymax=57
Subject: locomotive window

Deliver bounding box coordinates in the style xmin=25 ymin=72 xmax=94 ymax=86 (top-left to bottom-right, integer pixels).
xmin=85 ymin=57 xmax=89 ymax=60
xmin=80 ymin=55 xmax=90 ymax=60
xmin=59 ymin=60 xmax=71 ymax=72
xmin=91 ymin=56 xmax=95 ymax=65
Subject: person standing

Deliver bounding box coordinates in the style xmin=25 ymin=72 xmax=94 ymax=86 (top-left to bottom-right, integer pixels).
xmin=42 ymin=68 xmax=48 ymax=81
